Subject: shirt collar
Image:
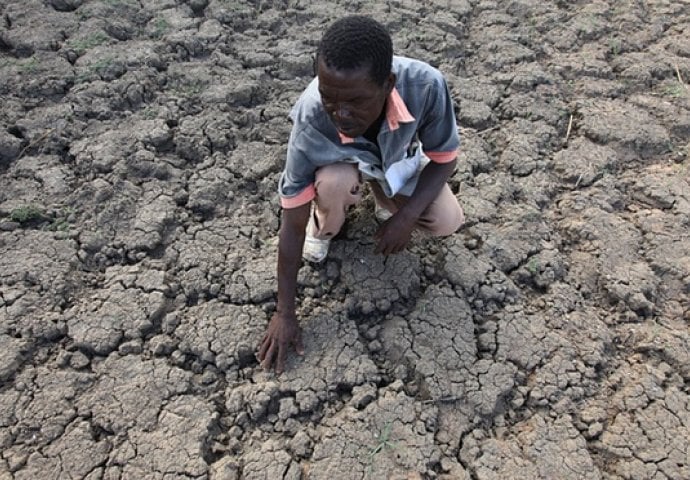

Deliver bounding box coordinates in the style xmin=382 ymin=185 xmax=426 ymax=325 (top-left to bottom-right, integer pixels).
xmin=338 ymin=87 xmax=415 ymax=144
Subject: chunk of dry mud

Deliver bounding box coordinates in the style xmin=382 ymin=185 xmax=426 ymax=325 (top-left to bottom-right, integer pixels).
xmin=551 ymin=137 xmax=618 ymax=187
xmin=579 ymin=100 xmax=671 ymax=158
xmin=2 ymin=0 xmax=79 ymax=57
xmin=226 ymin=141 xmax=283 ymax=181
xmin=461 ymin=414 xmax=600 ymax=480
xmin=66 ymin=282 xmax=167 ymax=355
xmin=307 ymin=388 xmax=456 ymax=479
xmin=70 ymin=126 xmax=138 ymax=175
xmin=117 ymin=189 xmax=176 ymax=252
xmin=0 ymin=336 xmax=29 ymax=382
xmin=524 ymin=309 xmax=612 ymax=406
xmin=187 ymin=165 xmax=236 ymax=217
xmin=0 ymin=232 xmax=77 ymax=345
xmin=1 ymin=366 xmax=94 ymax=451
xmin=442 ymin=238 xmax=493 ymax=296
xmin=224 ymin=307 xmax=380 ymax=426
xmin=0 ymin=231 xmax=78 ymax=297
xmin=379 ymin=285 xmax=516 ymax=420
xmin=105 ymin=396 xmax=217 ymax=479
xmin=599 ymin=365 xmax=690 ymax=479
xmin=14 ymin=420 xmax=109 ymax=480
xmin=561 ymin=206 xmax=662 ymax=319
xmin=240 ymin=440 xmax=300 ymax=480
xmin=76 ymin=354 xmax=192 ymax=433
xmin=0 ymin=131 xmax=22 ymax=167
xmin=171 ymin=217 xmax=254 ymax=298
xmin=9 ymin=154 xmax=73 ymax=197
xmin=475 ymin=206 xmax=554 ymax=274
xmin=334 ymin=239 xmax=421 ymax=316
xmin=495 ymin=312 xmax=560 ymax=372
xmin=631 ymin=165 xmax=690 ymax=216
xmin=457 ymin=172 xmax=519 ymax=224
xmin=174 ymin=300 xmax=267 ymax=370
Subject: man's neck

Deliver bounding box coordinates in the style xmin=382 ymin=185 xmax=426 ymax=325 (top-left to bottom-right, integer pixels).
xmin=363 ymin=105 xmax=386 ymax=144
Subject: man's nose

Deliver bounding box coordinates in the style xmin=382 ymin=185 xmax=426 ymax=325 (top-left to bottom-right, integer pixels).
xmin=333 ymin=103 xmax=353 ymax=120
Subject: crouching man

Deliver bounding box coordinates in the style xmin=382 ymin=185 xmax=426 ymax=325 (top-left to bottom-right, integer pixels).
xmin=258 ymin=15 xmax=464 ymax=373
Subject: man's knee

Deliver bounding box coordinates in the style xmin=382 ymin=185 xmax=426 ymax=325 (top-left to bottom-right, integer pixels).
xmin=309 ymin=163 xmax=363 ymax=239
xmin=422 ymin=185 xmax=464 ymax=237
xmin=314 ymin=163 xmax=361 ymax=198
xmin=427 ymin=204 xmax=464 ymax=237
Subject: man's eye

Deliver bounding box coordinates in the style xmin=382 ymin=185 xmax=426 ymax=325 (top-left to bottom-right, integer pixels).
xmin=352 ymin=98 xmax=371 ymax=107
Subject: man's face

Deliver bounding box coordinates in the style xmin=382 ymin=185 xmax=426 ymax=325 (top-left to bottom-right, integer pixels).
xmin=317 ymin=58 xmax=394 ymax=138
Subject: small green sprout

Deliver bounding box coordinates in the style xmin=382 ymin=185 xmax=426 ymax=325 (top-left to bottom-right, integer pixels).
xmin=609 ymin=38 xmax=621 ymax=56
xmin=20 ymin=56 xmax=40 ymax=74
xmin=152 ymin=18 xmax=169 ymax=38
xmin=141 ymin=107 xmax=158 ymax=119
xmin=66 ymin=32 xmax=109 ymax=54
xmin=75 ymin=56 xmax=114 ymax=83
xmin=10 ymin=205 xmax=45 ymax=224
xmin=366 ymin=421 xmax=399 ymax=477
xmin=661 ymin=83 xmax=687 ymax=98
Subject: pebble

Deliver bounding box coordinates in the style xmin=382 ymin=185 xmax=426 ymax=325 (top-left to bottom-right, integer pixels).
xmin=0 ymin=221 xmax=19 ymax=231
xmin=69 ymin=351 xmax=90 ymax=369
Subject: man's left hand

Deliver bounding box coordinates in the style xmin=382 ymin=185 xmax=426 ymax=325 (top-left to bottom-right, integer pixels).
xmin=374 ymin=210 xmax=416 ymax=255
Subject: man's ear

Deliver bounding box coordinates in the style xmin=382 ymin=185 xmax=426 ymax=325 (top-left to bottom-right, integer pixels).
xmin=312 ymin=54 xmax=319 ymax=77
xmin=385 ymin=73 xmax=396 ymax=94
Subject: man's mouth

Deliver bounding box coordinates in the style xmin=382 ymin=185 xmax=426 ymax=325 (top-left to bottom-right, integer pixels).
xmin=335 ymin=123 xmax=357 ymax=135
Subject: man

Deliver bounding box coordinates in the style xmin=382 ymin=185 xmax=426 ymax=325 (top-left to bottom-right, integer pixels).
xmin=257 ymin=16 xmax=464 ymax=373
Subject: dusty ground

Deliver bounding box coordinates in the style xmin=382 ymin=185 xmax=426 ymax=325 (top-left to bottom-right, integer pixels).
xmin=1 ymin=0 xmax=689 ymax=478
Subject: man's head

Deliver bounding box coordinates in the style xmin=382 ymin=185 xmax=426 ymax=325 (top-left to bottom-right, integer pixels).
xmin=316 ymin=16 xmax=395 ymax=138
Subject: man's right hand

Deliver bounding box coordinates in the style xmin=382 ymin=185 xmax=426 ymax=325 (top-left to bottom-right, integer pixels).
xmin=259 ymin=202 xmax=309 ymax=374
xmin=257 ymin=311 xmax=305 ymax=374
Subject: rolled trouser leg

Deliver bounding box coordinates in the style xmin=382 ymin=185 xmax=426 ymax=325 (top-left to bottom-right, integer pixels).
xmin=308 ymin=162 xmax=362 ymax=239
xmin=415 ymin=184 xmax=464 ymax=236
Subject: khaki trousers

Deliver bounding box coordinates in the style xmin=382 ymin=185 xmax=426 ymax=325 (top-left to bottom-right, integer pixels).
xmin=307 ymin=162 xmax=464 ymax=239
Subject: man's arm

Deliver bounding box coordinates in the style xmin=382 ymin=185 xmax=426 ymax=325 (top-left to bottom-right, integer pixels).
xmin=374 ymin=158 xmax=456 ymax=255
xmin=257 ymin=202 xmax=310 ymax=373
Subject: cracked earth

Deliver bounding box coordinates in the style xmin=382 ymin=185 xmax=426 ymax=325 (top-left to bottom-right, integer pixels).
xmin=1 ymin=0 xmax=689 ymax=479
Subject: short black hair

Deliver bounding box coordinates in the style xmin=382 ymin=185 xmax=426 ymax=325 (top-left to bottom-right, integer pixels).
xmin=317 ymin=16 xmax=393 ymax=86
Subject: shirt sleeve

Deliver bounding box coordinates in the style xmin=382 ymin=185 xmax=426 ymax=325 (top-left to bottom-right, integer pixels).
xmin=417 ymin=74 xmax=460 ymax=163
xmin=278 ymin=124 xmax=318 ymax=208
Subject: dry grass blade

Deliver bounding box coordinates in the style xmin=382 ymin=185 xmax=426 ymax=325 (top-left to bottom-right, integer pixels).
xmin=565 ymin=114 xmax=574 ymax=142
xmin=15 ymin=128 xmax=55 ymax=162
xmin=675 ymin=64 xmax=686 ymax=87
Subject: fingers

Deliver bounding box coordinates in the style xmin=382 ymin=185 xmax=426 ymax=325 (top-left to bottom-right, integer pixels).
xmin=260 ymin=340 xmax=277 ymax=370
xmin=374 ymin=223 xmax=406 ymax=255
xmin=375 ymin=237 xmax=402 ymax=256
xmin=257 ymin=320 xmax=304 ymax=374
xmin=375 ymin=239 xmax=388 ymax=255
xmin=275 ymin=344 xmax=287 ymax=374
xmin=257 ymin=334 xmax=270 ymax=361
xmin=259 ymin=337 xmax=302 ymax=373
xmin=293 ymin=330 xmax=305 ymax=356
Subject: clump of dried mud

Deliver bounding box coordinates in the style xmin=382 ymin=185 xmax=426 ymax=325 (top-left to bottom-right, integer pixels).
xmin=1 ymin=1 xmax=689 ymax=479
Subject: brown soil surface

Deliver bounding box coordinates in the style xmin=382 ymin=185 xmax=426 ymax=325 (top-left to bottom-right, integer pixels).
xmin=1 ymin=1 xmax=689 ymax=479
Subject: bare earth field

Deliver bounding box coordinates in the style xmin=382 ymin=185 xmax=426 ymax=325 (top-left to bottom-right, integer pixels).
xmin=1 ymin=0 xmax=689 ymax=478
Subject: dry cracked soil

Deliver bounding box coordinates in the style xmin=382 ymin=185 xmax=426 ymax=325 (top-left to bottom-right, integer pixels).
xmin=1 ymin=0 xmax=689 ymax=479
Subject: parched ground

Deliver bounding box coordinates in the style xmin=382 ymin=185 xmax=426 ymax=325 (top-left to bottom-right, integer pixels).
xmin=1 ymin=0 xmax=689 ymax=479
